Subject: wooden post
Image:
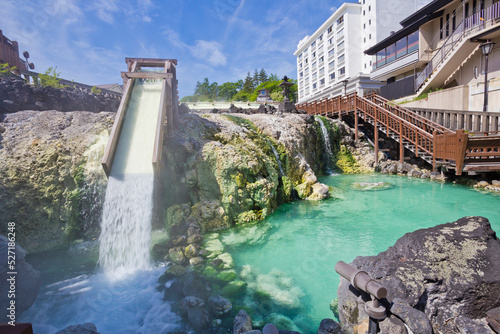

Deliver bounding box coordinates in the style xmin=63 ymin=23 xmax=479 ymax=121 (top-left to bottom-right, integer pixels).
xmin=432 ymin=130 xmax=437 ymax=171
xmin=374 ymin=107 xmax=379 ymax=164
xmin=355 ymin=109 xmax=359 ymax=141
xmin=399 ymin=120 xmax=404 ymax=163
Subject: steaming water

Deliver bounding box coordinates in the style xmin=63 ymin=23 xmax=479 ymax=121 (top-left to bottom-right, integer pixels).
xmin=99 ymin=79 xmax=161 ymax=273
xmin=21 ymin=265 xmax=182 ymax=333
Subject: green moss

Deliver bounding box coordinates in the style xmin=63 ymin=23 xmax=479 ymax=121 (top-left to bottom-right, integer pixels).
xmin=202 ymin=266 xmax=219 ymax=279
xmin=335 ymin=145 xmax=362 ymax=174
xmin=221 ymin=280 xmax=247 ymax=297
xmin=223 ymin=114 xmax=258 ymax=131
xmin=215 ymin=270 xmax=237 ymax=282
xmin=253 ymin=289 xmax=272 ymax=303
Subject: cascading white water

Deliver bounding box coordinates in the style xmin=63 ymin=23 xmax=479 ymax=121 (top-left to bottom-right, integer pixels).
xmin=268 ymin=140 xmax=285 ymax=176
xmin=98 ymin=79 xmax=162 ymax=274
xmin=315 ymin=116 xmax=334 ymax=172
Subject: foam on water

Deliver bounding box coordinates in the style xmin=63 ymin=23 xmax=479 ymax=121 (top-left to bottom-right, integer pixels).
xmin=314 ymin=116 xmax=334 ymax=172
xmin=21 ymin=267 xmax=182 ymax=334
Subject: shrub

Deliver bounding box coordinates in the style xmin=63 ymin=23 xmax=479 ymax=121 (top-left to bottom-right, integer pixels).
xmin=37 ymin=66 xmax=66 ymax=88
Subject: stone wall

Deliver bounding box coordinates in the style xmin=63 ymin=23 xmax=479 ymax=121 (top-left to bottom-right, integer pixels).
xmin=0 ymin=75 xmax=120 ymax=113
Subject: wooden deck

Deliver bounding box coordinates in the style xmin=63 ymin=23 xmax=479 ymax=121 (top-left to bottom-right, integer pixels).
xmin=297 ymin=93 xmax=500 ymax=175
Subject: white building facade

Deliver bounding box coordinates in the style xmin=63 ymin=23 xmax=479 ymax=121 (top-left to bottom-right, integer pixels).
xmin=295 ymin=0 xmax=433 ymax=103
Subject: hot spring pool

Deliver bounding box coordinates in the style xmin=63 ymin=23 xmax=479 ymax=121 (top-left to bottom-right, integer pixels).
xmin=21 ymin=174 xmax=500 ymax=333
xmin=216 ymin=173 xmax=500 ymax=332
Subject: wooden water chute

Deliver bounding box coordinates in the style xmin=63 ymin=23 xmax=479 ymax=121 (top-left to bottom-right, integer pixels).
xmin=101 ymin=58 xmax=178 ymax=177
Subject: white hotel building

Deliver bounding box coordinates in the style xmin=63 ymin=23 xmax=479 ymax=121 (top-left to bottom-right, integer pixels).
xmin=295 ymin=0 xmax=432 ymax=103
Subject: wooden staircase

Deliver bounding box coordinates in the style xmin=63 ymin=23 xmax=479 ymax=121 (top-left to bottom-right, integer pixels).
xmin=297 ymin=93 xmax=500 ymax=175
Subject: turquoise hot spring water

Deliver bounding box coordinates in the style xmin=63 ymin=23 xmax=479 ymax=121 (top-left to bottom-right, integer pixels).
xmin=21 ymin=174 xmax=500 ymax=333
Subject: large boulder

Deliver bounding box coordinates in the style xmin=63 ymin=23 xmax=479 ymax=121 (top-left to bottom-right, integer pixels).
xmin=0 ymin=236 xmax=41 ymax=317
xmin=337 ymin=216 xmax=500 ymax=334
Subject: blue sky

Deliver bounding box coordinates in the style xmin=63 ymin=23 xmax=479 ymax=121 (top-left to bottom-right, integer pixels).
xmin=1 ymin=0 xmax=350 ymax=97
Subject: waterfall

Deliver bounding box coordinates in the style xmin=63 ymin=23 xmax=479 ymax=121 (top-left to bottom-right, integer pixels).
xmin=315 ymin=116 xmax=334 ymax=172
xmin=267 ymin=140 xmax=285 ymax=176
xmin=98 ymin=79 xmax=162 ymax=274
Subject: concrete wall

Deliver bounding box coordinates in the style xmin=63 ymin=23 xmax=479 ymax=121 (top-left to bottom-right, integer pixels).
xmin=403 ymin=85 xmax=469 ymax=110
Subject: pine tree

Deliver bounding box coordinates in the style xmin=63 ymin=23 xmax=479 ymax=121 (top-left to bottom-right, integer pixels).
xmin=253 ymin=69 xmax=259 ymax=86
xmin=258 ymin=68 xmax=268 ymax=83
xmin=243 ymin=72 xmax=254 ymax=93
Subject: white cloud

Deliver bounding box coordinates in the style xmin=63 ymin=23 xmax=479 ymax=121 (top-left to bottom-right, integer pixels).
xmin=330 ymin=6 xmax=338 ymax=12
xmin=88 ymin=0 xmax=119 ymax=24
xmin=190 ymin=41 xmax=227 ymax=66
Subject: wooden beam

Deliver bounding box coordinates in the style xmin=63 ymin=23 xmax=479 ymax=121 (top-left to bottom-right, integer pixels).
xmin=399 ymin=120 xmax=404 ymax=164
xmin=101 ymin=75 xmax=135 ymax=177
xmin=121 ymin=72 xmax=173 ymax=79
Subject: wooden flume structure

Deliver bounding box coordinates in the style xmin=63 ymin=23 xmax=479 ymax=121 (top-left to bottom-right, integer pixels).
xmin=297 ymin=93 xmax=500 ymax=175
xmin=101 ymin=58 xmax=178 ymax=177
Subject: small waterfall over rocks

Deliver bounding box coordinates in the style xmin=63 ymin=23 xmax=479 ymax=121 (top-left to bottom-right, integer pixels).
xmin=315 ymin=116 xmax=335 ymax=173
xmin=267 ymin=139 xmax=285 ymax=176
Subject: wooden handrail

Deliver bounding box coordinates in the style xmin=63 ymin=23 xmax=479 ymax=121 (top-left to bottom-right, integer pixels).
xmin=296 ymin=92 xmax=500 ymax=176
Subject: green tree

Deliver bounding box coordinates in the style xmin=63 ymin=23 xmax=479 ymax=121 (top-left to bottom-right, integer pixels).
xmin=232 ymin=90 xmax=251 ymax=102
xmin=218 ymin=81 xmax=239 ymax=101
xmin=37 ymin=67 xmax=66 ymax=88
xmin=194 ymin=78 xmax=210 ymax=99
xmin=91 ymin=86 xmax=101 ymax=95
xmin=243 ymin=72 xmax=254 ymax=93
xmin=208 ymin=81 xmax=219 ymax=100
xmin=253 ymin=69 xmax=259 ymax=86
xmin=258 ymin=68 xmax=268 ymax=84
xmin=180 ymin=95 xmax=196 ymax=102
xmin=0 ymin=63 xmax=17 ymax=76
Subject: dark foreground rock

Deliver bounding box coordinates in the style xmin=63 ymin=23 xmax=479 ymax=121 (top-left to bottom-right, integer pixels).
xmin=0 ymin=236 xmax=41 ymax=317
xmin=337 ymin=216 xmax=500 ymax=334
xmin=55 ymin=323 xmax=98 ymax=334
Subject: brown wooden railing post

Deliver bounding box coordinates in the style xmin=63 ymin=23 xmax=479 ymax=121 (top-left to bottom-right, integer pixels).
xmin=455 ymin=130 xmax=468 ymax=176
xmin=374 ymin=106 xmax=379 ymax=164
xmin=399 ymin=120 xmax=404 ymax=163
xmin=432 ymin=131 xmax=437 ymax=171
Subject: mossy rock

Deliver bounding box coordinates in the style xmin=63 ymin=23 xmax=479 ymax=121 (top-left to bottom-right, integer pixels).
xmin=165 ymin=203 xmax=191 ymax=229
xmin=253 ymin=289 xmax=272 ymax=303
xmin=221 ymin=280 xmax=247 ymax=297
xmin=215 ymin=270 xmax=237 ymax=283
xmin=202 ymin=266 xmax=218 ymax=279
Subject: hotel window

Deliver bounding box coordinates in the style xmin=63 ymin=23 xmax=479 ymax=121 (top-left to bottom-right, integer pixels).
xmin=369 ymin=5 xmax=371 ymax=11
xmin=320 ymin=78 xmax=325 ymax=86
xmin=329 ymin=37 xmax=334 ymax=45
xmin=312 ymin=61 xmax=317 ymax=69
xmin=364 ymin=37 xmax=366 ymax=43
xmin=328 ymin=48 xmax=335 ymax=58
xmin=338 ymin=67 xmax=345 ymax=76
xmin=313 ymin=83 xmax=317 ymax=90
xmin=369 ymin=34 xmax=371 ymax=39
xmin=319 ymin=56 xmax=324 ymax=64
xmin=319 ymin=67 xmax=325 ymax=75
xmin=440 ymin=17 xmax=443 ymax=39
xmin=327 ymin=25 xmax=333 ymax=33
xmin=369 ymin=19 xmax=371 ymax=25
xmin=300 ymin=71 xmax=303 ymax=77
xmin=311 ymin=41 xmax=316 ymax=48
xmin=299 ymin=63 xmax=302 ymax=69
xmin=338 ymin=54 xmax=345 ymax=64
xmin=318 ymin=34 xmax=323 ymax=42
xmin=364 ymin=23 xmax=366 ymax=29
xmin=312 ymin=51 xmax=316 ymax=58
xmin=305 ymin=58 xmax=308 ymax=64
xmin=363 ymin=10 xmax=365 ymax=15
xmin=338 ymin=28 xmax=344 ymax=38
xmin=338 ymin=41 xmax=345 ymax=52
xmin=329 ymin=72 xmax=335 ymax=80
xmin=298 ymin=54 xmax=302 ymax=60
xmin=312 ymin=72 xmax=317 ymax=80
xmin=329 ymin=60 xmax=335 ymax=68
xmin=337 ymin=15 xmax=344 ymax=25
xmin=446 ymin=13 xmax=450 ymax=37
xmin=452 ymin=10 xmax=456 ymax=31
